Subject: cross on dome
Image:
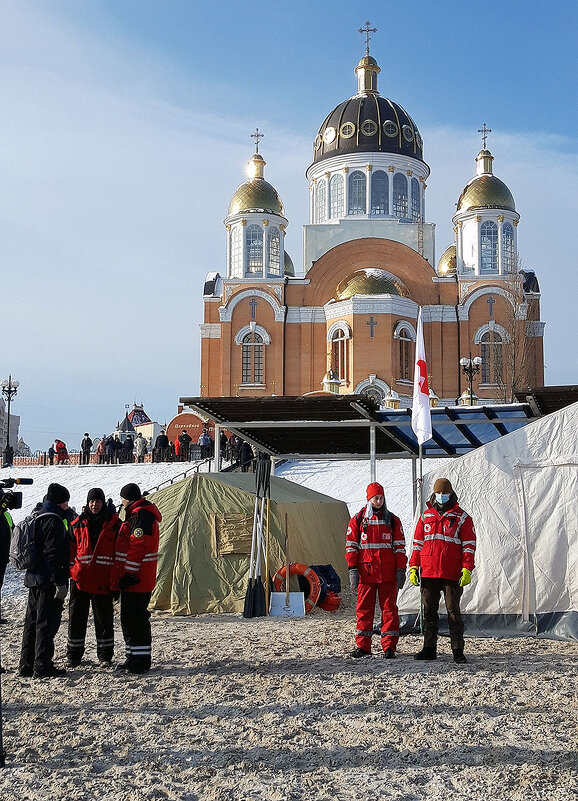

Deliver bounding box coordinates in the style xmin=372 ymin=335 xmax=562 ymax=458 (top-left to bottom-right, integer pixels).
xmin=359 ymin=21 xmax=377 ymax=56
xmin=477 ymin=123 xmax=492 ymax=149
xmin=251 ymin=128 xmax=264 ymax=154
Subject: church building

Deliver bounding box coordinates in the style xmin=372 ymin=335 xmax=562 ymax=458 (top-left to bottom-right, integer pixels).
xmin=200 ymin=35 xmax=544 ymax=407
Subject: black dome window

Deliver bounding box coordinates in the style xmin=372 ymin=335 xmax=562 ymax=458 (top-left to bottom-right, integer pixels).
xmin=360 ymin=119 xmax=378 ymax=136
xmin=340 ymin=122 xmax=356 ymax=139
xmin=314 ymin=135 xmax=322 ymax=151
xmin=383 ymin=120 xmax=398 ymax=138
xmin=402 ymin=125 xmax=414 ymax=143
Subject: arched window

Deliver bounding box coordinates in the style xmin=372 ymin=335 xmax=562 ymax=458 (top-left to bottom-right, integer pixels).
xmin=361 ymin=385 xmax=385 ymax=405
xmin=502 ymin=222 xmax=515 ymax=273
xmin=371 ymin=170 xmax=388 ymax=215
xmin=398 ymin=326 xmax=414 ymax=380
xmin=242 ymin=332 xmax=264 ymax=384
xmin=330 ymin=174 xmax=344 ymax=218
xmin=331 ymin=329 xmax=349 ymax=383
xmin=230 ymin=226 xmax=242 ymax=278
xmin=316 ymin=179 xmax=327 ymax=223
xmin=480 ymin=221 xmax=498 ymax=273
xmin=481 ymin=331 xmax=503 ymax=384
xmin=411 ymin=177 xmax=421 ymax=221
xmin=267 ymin=227 xmax=280 ymax=276
xmin=245 ymin=224 xmax=263 ymax=275
xmin=393 ymin=173 xmax=408 ymax=219
xmin=348 ymin=171 xmax=366 ymax=215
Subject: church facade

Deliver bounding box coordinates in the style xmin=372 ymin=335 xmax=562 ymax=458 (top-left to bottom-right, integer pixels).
xmin=200 ymin=45 xmax=544 ymax=407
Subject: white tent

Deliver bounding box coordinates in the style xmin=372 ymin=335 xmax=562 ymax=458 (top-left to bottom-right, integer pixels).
xmin=398 ymin=401 xmax=578 ymax=640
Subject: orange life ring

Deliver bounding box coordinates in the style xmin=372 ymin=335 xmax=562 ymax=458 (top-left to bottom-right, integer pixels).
xmin=272 ymin=563 xmax=321 ymax=613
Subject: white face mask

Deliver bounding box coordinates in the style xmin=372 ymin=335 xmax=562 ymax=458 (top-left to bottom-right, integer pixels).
xmin=435 ymin=493 xmax=450 ymax=505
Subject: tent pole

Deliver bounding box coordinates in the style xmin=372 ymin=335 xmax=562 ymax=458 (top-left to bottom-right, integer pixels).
xmin=369 ymin=424 xmax=376 ymax=482
xmin=412 ymin=455 xmax=417 ymax=514
xmin=215 ymin=424 xmax=221 ymax=472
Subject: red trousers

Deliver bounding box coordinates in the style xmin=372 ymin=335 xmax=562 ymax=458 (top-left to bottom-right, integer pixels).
xmin=355 ymin=581 xmax=400 ymax=653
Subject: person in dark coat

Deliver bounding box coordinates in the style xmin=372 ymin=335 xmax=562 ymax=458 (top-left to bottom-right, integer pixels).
xmin=123 ymin=435 xmax=135 ymax=464
xmin=178 ymin=430 xmax=192 ymax=461
xmin=48 ymin=445 xmax=55 ymax=466
xmin=80 ymin=433 xmax=93 ymax=465
xmin=240 ymin=440 xmax=253 ymax=472
xmin=154 ymin=431 xmax=169 ymax=462
xmin=19 ymin=483 xmax=71 ymax=678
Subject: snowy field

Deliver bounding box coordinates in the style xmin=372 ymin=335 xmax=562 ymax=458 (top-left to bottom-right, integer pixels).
xmin=0 ymin=462 xmax=576 ymax=800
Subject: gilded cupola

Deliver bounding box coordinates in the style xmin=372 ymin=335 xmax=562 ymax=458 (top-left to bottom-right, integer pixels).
xmin=335 ymin=269 xmax=410 ymax=301
xmin=456 ymin=149 xmax=516 ymax=213
xmin=228 ymin=152 xmax=285 ymax=216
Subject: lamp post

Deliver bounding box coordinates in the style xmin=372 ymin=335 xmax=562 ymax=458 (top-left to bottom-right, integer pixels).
xmin=1 ymin=375 xmax=19 ymax=467
xmin=459 ymin=354 xmax=482 ymax=406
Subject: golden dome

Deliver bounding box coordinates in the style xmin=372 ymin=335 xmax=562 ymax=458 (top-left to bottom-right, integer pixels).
xmin=284 ymin=251 xmax=295 ymax=277
xmin=456 ymin=149 xmax=515 ymax=213
xmin=228 ymin=152 xmax=285 ymax=216
xmin=437 ymin=244 xmax=457 ymax=276
xmin=335 ymin=269 xmax=409 ymax=301
xmin=457 ymin=174 xmax=515 ymax=213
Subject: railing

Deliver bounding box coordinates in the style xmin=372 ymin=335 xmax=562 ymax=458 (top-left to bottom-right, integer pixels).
xmin=11 ymin=444 xmax=206 ymax=467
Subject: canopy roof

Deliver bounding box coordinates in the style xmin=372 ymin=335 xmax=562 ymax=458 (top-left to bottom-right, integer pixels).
xmin=179 ymin=395 xmax=537 ymax=460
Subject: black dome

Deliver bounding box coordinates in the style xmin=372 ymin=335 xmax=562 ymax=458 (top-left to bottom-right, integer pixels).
xmin=313 ymin=93 xmax=424 ymax=164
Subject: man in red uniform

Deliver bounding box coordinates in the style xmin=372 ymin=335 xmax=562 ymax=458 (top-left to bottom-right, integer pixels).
xmin=346 ymin=482 xmax=407 ymax=658
xmin=409 ymin=477 xmax=476 ymax=664
xmin=67 ymin=488 xmax=120 ymax=667
xmin=111 ymin=483 xmax=161 ymax=674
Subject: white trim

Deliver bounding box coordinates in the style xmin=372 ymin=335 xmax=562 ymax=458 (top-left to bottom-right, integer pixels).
xmin=326 ymin=320 xmax=352 ymax=341
xmin=526 ymin=321 xmax=546 ymax=337
xmin=286 ymin=307 xmax=326 ymax=323
xmin=474 ymin=322 xmax=510 ymax=344
xmin=200 ymin=324 xmax=221 ymax=339
xmin=460 ymin=286 xmax=518 ymax=319
xmin=354 ymin=377 xmax=390 ymax=396
xmin=325 ymin=296 xmax=418 ymax=318
xmin=234 ymin=324 xmax=271 ymax=345
xmin=393 ymin=320 xmax=416 ymax=340
xmin=219 ymin=289 xmax=285 ymax=323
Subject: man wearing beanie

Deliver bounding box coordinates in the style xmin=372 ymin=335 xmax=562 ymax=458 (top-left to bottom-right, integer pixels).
xmin=67 ymin=488 xmax=121 ymax=668
xmin=19 ymin=483 xmax=71 ymax=678
xmin=346 ymin=482 xmax=407 ymax=658
xmin=110 ymin=483 xmax=162 ymax=674
xmin=409 ymin=477 xmax=476 ymax=664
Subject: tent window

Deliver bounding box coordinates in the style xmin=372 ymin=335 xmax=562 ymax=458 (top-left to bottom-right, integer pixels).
xmin=214 ymin=513 xmax=254 ymax=555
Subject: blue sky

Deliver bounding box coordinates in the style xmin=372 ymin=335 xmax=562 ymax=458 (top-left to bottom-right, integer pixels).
xmin=1 ymin=1 xmax=577 ymax=450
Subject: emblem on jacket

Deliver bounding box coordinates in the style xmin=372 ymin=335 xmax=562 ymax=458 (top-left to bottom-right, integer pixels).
xmin=133 ymin=528 xmax=144 ymax=539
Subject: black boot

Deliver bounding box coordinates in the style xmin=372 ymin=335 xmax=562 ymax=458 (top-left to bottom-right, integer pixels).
xmin=414 ymin=646 xmax=437 ymax=661
xmin=452 ymin=648 xmax=468 ymax=664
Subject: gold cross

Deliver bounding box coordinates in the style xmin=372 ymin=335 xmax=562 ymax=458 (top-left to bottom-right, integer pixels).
xmin=477 ymin=123 xmax=492 ymax=149
xmin=359 ymin=21 xmax=377 ymax=55
xmin=251 ymin=128 xmax=264 ymax=154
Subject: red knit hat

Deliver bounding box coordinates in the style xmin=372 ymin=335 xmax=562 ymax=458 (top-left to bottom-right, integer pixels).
xmin=366 ymin=482 xmax=384 ymax=500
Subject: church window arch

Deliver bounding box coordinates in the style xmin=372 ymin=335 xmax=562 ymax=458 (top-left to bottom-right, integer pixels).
xmin=480 ymin=221 xmax=498 ymax=273
xmin=241 ymin=331 xmax=265 ymax=385
xmin=267 ymin=227 xmax=281 ymax=276
xmin=230 ymin=226 xmax=242 ymax=278
xmin=396 ymin=324 xmax=414 ymax=380
xmin=480 ymin=330 xmax=503 ymax=385
xmin=348 ymin=171 xmax=366 ymax=215
xmin=411 ymin=177 xmax=421 ymax=221
xmin=330 ymin=174 xmax=344 ymax=218
xmin=316 ymin=179 xmax=327 ymax=223
xmin=393 ymin=173 xmax=408 ymax=219
xmin=502 ymin=222 xmax=515 ymax=273
xmin=245 ymin=224 xmax=263 ymax=276
xmin=331 ymin=328 xmax=350 ymax=384
xmin=371 ymin=170 xmax=389 ymax=215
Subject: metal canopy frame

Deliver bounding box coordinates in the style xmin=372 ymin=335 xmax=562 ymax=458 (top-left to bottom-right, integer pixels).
xmin=179 ymin=396 xmax=537 ymax=465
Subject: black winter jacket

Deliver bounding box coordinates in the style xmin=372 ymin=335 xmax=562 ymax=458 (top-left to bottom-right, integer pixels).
xmin=24 ymin=499 xmax=70 ymax=588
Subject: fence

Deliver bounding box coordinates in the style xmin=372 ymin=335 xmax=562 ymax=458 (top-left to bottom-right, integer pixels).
xmin=12 ymin=444 xmax=205 ymax=468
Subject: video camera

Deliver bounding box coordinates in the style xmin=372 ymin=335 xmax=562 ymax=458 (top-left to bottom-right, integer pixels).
xmin=0 ymin=477 xmax=33 ymax=511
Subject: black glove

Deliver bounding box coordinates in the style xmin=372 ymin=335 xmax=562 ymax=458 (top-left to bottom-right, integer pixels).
xmin=117 ymin=574 xmax=140 ymax=590
xmin=349 ymin=568 xmax=359 ymax=591
xmin=396 ymin=569 xmax=406 ymax=590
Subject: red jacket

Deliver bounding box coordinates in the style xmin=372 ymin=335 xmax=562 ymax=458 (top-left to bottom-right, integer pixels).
xmin=70 ymin=510 xmax=121 ymax=594
xmin=345 ymin=504 xmax=407 ymax=584
xmin=409 ymin=500 xmax=476 ymax=581
xmin=110 ymin=498 xmax=161 ymax=593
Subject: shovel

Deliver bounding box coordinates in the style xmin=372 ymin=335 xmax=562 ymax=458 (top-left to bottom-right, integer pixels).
xmin=269 ymin=512 xmax=305 ymax=618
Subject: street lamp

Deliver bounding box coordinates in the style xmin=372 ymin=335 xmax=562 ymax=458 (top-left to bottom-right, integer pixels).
xmin=1 ymin=376 xmax=19 ymax=467
xmin=459 ymin=354 xmax=482 ymax=406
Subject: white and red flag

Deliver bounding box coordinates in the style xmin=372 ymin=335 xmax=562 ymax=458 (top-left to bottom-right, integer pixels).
xmin=411 ymin=307 xmax=432 ymax=445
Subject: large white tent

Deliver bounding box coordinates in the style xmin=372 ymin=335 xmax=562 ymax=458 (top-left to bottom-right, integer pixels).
xmin=398 ymin=401 xmax=578 ymax=640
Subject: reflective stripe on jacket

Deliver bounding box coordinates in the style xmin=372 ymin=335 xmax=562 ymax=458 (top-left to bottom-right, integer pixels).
xmin=409 ymin=500 xmax=476 ymax=581
xmin=70 ymin=511 xmax=120 ymax=594
xmin=345 ymin=504 xmax=406 ymax=583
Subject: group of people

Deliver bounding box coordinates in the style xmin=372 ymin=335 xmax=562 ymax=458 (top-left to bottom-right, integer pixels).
xmin=346 ymin=478 xmax=476 ymax=663
xmin=152 ymin=429 xmax=196 ymax=462
xmin=15 ymin=481 xmax=161 ymax=679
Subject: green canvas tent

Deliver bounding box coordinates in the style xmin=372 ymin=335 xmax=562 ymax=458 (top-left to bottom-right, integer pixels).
xmin=149 ymin=472 xmax=350 ymax=615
